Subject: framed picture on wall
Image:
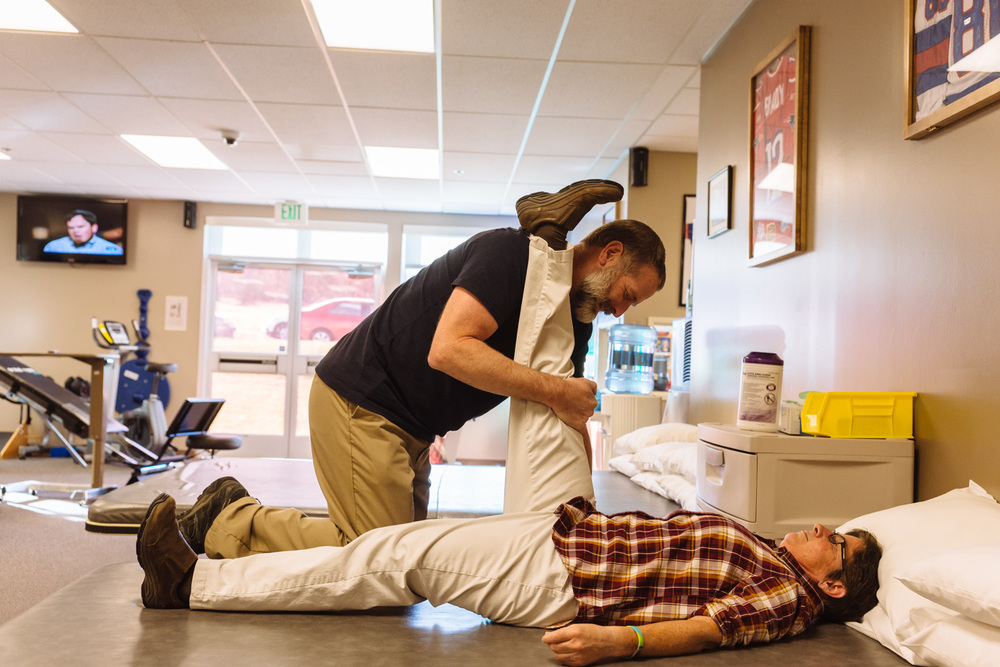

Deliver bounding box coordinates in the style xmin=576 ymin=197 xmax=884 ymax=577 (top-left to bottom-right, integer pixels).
xmin=679 ymin=194 xmax=695 ymax=308
xmin=748 ymin=25 xmax=810 ymax=267
xmin=905 ymin=0 xmax=1000 ymax=140
xmin=707 ymin=166 xmax=732 ymax=238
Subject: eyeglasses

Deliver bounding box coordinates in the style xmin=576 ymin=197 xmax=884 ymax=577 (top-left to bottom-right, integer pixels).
xmin=828 ymin=533 xmax=848 ymax=578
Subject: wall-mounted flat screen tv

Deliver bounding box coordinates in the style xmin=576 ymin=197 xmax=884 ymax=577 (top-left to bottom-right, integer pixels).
xmin=17 ymin=195 xmax=128 ymax=265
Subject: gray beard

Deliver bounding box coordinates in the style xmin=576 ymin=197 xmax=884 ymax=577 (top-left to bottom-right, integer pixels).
xmin=570 ymin=265 xmax=622 ymax=322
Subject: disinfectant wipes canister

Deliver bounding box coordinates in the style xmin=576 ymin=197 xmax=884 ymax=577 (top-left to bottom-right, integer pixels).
xmin=737 ymin=352 xmax=783 ymax=431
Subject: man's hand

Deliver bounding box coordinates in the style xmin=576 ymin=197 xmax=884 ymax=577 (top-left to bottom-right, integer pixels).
xmin=542 ymin=624 xmax=629 ymax=666
xmin=551 ymin=376 xmax=598 ymax=434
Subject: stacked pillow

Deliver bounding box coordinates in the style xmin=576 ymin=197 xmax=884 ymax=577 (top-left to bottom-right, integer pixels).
xmin=607 ymin=423 xmax=700 ymax=510
xmin=838 ymin=481 xmax=1000 ymax=666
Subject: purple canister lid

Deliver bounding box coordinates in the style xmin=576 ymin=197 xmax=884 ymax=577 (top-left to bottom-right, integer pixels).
xmin=743 ymin=351 xmax=783 ymax=365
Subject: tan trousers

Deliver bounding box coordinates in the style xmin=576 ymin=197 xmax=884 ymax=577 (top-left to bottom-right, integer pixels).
xmin=206 ymin=377 xmax=430 ymax=557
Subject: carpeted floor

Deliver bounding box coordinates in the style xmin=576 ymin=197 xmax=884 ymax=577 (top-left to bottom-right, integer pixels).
xmin=0 ymin=455 xmax=137 ymax=625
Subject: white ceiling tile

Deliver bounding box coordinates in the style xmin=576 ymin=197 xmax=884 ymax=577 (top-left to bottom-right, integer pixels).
xmin=603 ymin=119 xmax=650 ymax=158
xmin=523 ymin=116 xmax=624 ymax=157
xmin=513 ymin=155 xmax=603 ymax=186
xmin=442 ymin=112 xmax=528 ymax=154
xmin=95 ymin=38 xmax=243 ymax=100
xmin=39 ymin=132 xmax=152 ymax=165
xmin=0 ymin=33 xmax=145 ymax=95
xmin=212 ymin=44 xmax=340 ymax=105
xmin=631 ymin=65 xmax=699 ymax=121
xmin=27 ymin=162 xmax=123 ymax=187
xmin=298 ymin=161 xmax=368 ymax=176
xmin=440 ymin=0 xmax=567 ymax=58
xmin=667 ymin=0 xmax=753 ymax=65
xmin=352 ymin=108 xmax=437 ymax=148
xmin=237 ymin=171 xmax=315 ymax=199
xmin=201 ymin=141 xmax=298 ymax=173
xmin=646 ymin=114 xmax=698 ymax=137
xmin=442 ymin=151 xmax=516 ymax=182
xmin=559 ymin=0 xmax=699 ymax=64
xmin=442 ymin=56 xmax=548 ymax=115
xmin=376 ymin=177 xmax=443 ymax=202
xmin=169 ymin=168 xmax=257 ymax=194
xmin=98 ymin=164 xmax=187 ymax=188
xmin=0 ymin=91 xmax=109 ymax=133
xmin=255 ymin=102 xmax=353 ymax=146
xmin=664 ymin=87 xmax=700 ymax=116
xmin=538 ymin=61 xmax=661 ymax=118
xmin=55 ymin=0 xmax=201 ymax=40
xmin=0 ymin=53 xmax=47 ymax=90
xmin=174 ymin=0 xmax=317 ymax=47
xmin=330 ymin=51 xmax=437 ymax=110
xmin=0 ymin=128 xmax=88 ymax=161
xmin=62 ymin=93 xmax=191 ymax=135
xmin=157 ymin=98 xmax=273 ymax=142
xmin=307 ymin=175 xmax=379 ymax=199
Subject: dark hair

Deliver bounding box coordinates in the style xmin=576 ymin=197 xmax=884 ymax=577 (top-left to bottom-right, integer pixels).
xmin=579 ymin=219 xmax=666 ymax=290
xmin=820 ymin=528 xmax=883 ymax=623
xmin=65 ymin=209 xmax=98 ymax=226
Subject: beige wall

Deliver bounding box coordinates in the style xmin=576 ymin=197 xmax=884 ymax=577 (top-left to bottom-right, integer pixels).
xmin=625 ymin=151 xmax=694 ymax=326
xmin=691 ymin=1 xmax=1000 ymax=500
xmin=0 ymin=196 xmax=205 ymax=430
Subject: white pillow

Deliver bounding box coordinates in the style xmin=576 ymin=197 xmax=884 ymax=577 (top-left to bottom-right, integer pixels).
xmin=612 ymin=422 xmax=697 ymax=455
xmin=632 ymin=442 xmax=693 ymax=474
xmin=607 ymin=453 xmax=639 ymax=478
xmin=838 ymin=481 xmax=1000 ymax=664
xmin=900 ymin=607 xmax=1000 ymax=667
xmin=896 ymin=545 xmax=1000 ymax=628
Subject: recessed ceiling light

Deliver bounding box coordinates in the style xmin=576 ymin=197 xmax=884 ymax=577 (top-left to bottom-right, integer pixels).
xmin=121 ymin=135 xmax=228 ymax=170
xmin=0 ymin=0 xmax=78 ymax=33
xmin=312 ymin=0 xmax=434 ymax=53
xmin=0 ymin=151 xmax=11 ymax=161
xmin=365 ymin=146 xmax=439 ymax=179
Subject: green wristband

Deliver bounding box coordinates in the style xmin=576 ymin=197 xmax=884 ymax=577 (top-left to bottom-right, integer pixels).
xmin=628 ymin=625 xmax=644 ymax=659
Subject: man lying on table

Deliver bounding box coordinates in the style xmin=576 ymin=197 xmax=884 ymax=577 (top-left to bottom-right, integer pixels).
xmin=137 ymin=485 xmax=881 ymax=665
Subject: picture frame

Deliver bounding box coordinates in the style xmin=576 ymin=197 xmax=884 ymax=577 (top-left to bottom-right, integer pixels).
xmin=707 ymin=166 xmax=732 ymax=238
xmin=679 ymin=194 xmax=695 ymax=308
xmin=748 ymin=25 xmax=810 ymax=267
xmin=904 ymin=0 xmax=1000 ymax=140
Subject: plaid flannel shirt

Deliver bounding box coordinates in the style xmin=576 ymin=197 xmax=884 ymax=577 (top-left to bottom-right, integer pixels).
xmin=550 ymin=496 xmax=824 ymax=648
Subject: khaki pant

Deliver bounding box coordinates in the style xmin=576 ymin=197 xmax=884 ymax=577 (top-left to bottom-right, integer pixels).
xmin=205 ymin=234 xmax=586 ymax=558
xmin=206 ymin=378 xmax=430 ymax=557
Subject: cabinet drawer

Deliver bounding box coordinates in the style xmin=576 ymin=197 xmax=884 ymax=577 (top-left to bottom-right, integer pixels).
xmin=696 ymin=441 xmax=757 ymax=522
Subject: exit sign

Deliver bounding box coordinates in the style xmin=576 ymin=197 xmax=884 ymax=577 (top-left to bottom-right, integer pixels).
xmin=275 ymin=201 xmax=308 ymax=225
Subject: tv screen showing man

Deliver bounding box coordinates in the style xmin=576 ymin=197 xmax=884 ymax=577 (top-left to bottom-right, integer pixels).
xmin=43 ymin=209 xmax=124 ymax=256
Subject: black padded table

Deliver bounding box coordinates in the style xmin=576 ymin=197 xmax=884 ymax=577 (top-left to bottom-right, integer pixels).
xmin=87 ymin=459 xmax=679 ymax=533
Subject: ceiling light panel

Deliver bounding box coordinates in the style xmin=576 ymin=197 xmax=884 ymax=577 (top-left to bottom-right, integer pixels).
xmin=0 ymin=0 xmax=78 ymax=33
xmin=313 ymin=0 xmax=434 ymax=53
xmin=122 ymin=134 xmax=228 ymax=170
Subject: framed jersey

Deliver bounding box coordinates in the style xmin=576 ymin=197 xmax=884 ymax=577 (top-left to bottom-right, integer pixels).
xmin=748 ymin=26 xmax=810 ymax=267
xmin=905 ymin=0 xmax=1000 ymax=140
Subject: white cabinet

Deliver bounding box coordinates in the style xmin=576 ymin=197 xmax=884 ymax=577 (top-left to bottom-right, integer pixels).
xmin=696 ymin=423 xmax=914 ymax=539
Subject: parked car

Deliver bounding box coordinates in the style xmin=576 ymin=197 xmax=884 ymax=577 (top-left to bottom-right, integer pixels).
xmin=266 ymin=297 xmax=375 ymax=342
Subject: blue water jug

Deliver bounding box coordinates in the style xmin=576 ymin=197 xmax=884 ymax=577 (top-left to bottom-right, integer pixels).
xmin=605 ymin=324 xmax=656 ymax=394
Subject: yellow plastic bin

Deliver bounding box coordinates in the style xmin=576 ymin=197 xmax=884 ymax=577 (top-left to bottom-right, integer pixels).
xmin=801 ymin=392 xmax=916 ymax=439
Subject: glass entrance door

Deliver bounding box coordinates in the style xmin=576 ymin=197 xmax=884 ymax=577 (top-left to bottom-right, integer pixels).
xmin=206 ymin=261 xmax=377 ymax=458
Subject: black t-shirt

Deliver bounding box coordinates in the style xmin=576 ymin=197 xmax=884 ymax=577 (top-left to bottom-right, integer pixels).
xmin=315 ymin=227 xmax=592 ymax=442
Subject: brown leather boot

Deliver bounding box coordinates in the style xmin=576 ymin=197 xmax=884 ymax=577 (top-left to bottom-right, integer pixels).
xmin=137 ymin=493 xmax=196 ymax=609
xmin=178 ymin=476 xmax=250 ymax=554
xmin=516 ymin=179 xmax=624 ymax=250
